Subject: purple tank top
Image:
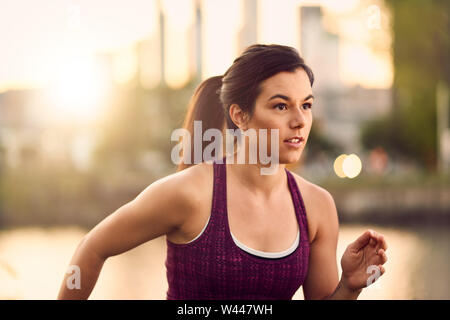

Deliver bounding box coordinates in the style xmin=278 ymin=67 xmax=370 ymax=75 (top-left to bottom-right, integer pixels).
xmin=165 ymin=158 xmax=310 ymax=299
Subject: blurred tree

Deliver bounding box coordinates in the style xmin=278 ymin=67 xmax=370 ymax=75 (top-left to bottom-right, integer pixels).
xmin=92 ymin=78 xmax=199 ymax=176
xmin=147 ymin=80 xmax=199 ymax=165
xmin=305 ymin=118 xmax=342 ymax=161
xmin=0 ymin=143 xmax=4 ymax=227
xmin=92 ymin=85 xmax=148 ymax=172
xmin=360 ymin=0 xmax=449 ymax=171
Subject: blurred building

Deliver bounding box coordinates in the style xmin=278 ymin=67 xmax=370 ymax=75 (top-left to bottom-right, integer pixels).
xmin=437 ymin=81 xmax=450 ymax=173
xmin=137 ymin=34 xmax=163 ymax=90
xmin=322 ymin=85 xmax=392 ymax=155
xmin=237 ymin=0 xmax=258 ymax=53
xmin=0 ymin=52 xmax=115 ymax=171
xmin=300 ymin=6 xmax=341 ymax=92
xmin=0 ymin=2 xmax=395 ymax=177
xmin=300 ymin=5 xmax=392 ymax=156
xmin=0 ymin=89 xmax=59 ymax=168
xmin=191 ymin=0 xmax=203 ymax=81
xmin=0 ymin=88 xmax=84 ymax=170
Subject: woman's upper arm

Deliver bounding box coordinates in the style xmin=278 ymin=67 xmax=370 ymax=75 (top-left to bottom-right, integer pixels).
xmin=81 ymin=172 xmax=195 ymax=259
xmin=302 ymin=187 xmax=340 ymax=300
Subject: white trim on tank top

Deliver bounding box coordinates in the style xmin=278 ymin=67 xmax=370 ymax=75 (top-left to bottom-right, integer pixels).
xmin=186 ymin=213 xmax=300 ymax=258
xmin=230 ymin=228 xmax=300 ymax=258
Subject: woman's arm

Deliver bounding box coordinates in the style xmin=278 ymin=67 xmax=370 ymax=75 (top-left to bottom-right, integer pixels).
xmin=301 ymin=189 xmax=388 ymax=300
xmin=301 ymin=188 xmax=341 ymax=300
xmin=57 ymin=170 xmax=199 ymax=299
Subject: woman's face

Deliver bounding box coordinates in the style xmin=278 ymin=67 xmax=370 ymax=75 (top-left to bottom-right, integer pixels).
xmin=245 ymin=67 xmax=314 ymax=165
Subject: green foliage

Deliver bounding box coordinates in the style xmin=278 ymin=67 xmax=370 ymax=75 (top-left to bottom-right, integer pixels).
xmin=91 ymin=79 xmax=199 ymax=174
xmin=360 ymin=0 xmax=449 ymax=171
xmin=305 ymin=119 xmax=342 ymax=161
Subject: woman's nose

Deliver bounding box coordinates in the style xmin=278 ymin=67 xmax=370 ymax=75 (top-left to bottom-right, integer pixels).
xmin=289 ymin=107 xmax=306 ymax=129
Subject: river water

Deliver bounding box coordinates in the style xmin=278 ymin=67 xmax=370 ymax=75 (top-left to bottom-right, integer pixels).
xmin=0 ymin=224 xmax=448 ymax=300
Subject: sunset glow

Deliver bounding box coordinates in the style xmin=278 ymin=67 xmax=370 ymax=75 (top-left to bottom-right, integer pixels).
xmin=0 ymin=0 xmax=393 ymax=94
xmin=48 ymin=54 xmax=110 ymax=122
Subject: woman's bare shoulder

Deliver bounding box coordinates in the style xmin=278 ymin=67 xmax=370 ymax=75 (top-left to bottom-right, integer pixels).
xmin=77 ymin=163 xmax=214 ymax=257
xmin=289 ymin=171 xmax=337 ymax=242
xmin=138 ymin=162 xmax=214 ymax=223
xmin=290 ymin=172 xmax=333 ymax=203
xmin=157 ymin=162 xmax=213 ymax=196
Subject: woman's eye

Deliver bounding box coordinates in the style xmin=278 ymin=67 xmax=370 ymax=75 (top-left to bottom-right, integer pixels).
xmin=274 ymin=103 xmax=287 ymax=111
xmin=303 ymin=103 xmax=312 ymax=110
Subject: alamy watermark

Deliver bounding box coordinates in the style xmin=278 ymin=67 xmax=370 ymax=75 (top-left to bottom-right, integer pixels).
xmin=366 ymin=5 xmax=381 ymax=30
xmin=366 ymin=264 xmax=382 ymax=290
xmin=66 ymin=265 xmax=81 ymax=290
xmin=171 ymin=121 xmax=281 ymax=175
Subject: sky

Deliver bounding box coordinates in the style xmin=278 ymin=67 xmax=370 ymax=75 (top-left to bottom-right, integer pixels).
xmin=0 ymin=0 xmax=158 ymax=90
xmin=0 ymin=0 xmax=393 ymax=92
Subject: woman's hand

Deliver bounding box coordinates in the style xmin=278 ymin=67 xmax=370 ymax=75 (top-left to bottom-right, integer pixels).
xmin=340 ymin=229 xmax=388 ymax=292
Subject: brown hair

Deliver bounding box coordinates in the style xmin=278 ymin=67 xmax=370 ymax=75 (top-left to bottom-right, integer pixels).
xmin=177 ymin=44 xmax=314 ymax=171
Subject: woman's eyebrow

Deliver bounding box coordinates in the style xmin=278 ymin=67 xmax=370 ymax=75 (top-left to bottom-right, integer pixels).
xmin=268 ymin=93 xmax=314 ymax=102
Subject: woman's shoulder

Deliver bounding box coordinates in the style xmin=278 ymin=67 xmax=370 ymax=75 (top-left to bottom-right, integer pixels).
xmin=289 ymin=171 xmax=338 ymax=242
xmin=289 ymin=171 xmax=334 ymax=204
xmin=147 ymin=162 xmax=214 ymax=241
xmin=142 ymin=162 xmax=214 ymax=214
xmin=165 ymin=162 xmax=214 ymax=192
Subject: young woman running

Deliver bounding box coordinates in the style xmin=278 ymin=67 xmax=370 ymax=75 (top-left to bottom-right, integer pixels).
xmin=58 ymin=44 xmax=388 ymax=300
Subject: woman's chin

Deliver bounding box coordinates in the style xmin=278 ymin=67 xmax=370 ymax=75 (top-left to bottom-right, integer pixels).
xmin=279 ymin=151 xmax=302 ymax=165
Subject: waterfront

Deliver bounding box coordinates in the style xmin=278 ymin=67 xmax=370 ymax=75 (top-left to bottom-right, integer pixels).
xmin=0 ymin=223 xmax=448 ymax=300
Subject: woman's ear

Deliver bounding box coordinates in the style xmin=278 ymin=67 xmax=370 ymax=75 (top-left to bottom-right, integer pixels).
xmin=229 ymin=104 xmax=249 ymax=130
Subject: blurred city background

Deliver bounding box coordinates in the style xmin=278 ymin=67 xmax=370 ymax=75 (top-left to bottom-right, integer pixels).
xmin=0 ymin=0 xmax=448 ymax=299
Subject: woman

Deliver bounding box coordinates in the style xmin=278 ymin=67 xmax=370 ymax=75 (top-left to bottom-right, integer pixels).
xmin=57 ymin=44 xmax=388 ymax=300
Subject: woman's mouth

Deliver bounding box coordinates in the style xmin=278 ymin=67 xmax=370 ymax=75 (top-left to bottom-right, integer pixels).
xmin=284 ymin=136 xmax=304 ymax=148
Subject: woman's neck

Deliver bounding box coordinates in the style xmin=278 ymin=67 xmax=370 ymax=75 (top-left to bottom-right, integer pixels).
xmin=225 ymin=153 xmax=287 ymax=198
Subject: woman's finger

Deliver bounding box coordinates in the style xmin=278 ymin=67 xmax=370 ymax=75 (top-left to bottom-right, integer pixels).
xmin=378 ymin=264 xmax=386 ymax=276
xmin=378 ymin=234 xmax=388 ymax=251
xmin=349 ymin=229 xmax=374 ymax=251
xmin=376 ymin=248 xmax=388 ymax=264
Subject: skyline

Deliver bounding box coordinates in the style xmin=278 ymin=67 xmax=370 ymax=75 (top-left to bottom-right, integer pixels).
xmin=0 ymin=0 xmax=392 ymax=92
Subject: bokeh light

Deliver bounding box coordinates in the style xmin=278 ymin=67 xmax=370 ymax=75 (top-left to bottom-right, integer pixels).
xmin=333 ymin=154 xmax=348 ymax=178
xmin=334 ymin=153 xmax=363 ymax=178
xmin=342 ymin=153 xmax=363 ymax=178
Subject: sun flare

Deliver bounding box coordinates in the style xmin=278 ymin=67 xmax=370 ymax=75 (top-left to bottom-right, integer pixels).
xmin=48 ymin=55 xmax=110 ymax=122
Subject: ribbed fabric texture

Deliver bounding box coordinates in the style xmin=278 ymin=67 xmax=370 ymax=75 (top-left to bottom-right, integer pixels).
xmin=165 ymin=158 xmax=310 ymax=300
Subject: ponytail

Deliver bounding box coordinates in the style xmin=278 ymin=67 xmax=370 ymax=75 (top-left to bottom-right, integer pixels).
xmin=177 ymin=76 xmax=225 ymax=172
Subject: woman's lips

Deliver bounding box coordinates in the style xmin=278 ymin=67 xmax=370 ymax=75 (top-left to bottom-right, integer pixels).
xmin=283 ymin=137 xmax=304 ymax=148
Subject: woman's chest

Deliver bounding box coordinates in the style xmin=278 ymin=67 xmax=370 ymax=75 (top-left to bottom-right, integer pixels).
xmin=226 ymin=187 xmax=301 ymax=252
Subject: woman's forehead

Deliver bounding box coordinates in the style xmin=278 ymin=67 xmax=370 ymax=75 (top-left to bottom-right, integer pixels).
xmin=259 ymin=69 xmax=312 ymax=99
